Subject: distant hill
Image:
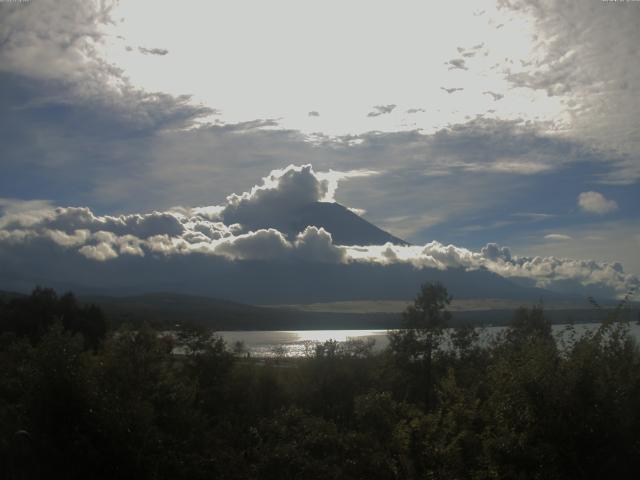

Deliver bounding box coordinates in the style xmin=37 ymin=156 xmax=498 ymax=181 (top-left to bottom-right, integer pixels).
xmin=79 ymin=292 xmax=400 ymax=330
xmin=80 ymin=292 xmax=284 ymax=330
xmin=4 ymin=289 xmax=636 ymax=331
xmin=66 ymin=292 xmax=640 ymax=330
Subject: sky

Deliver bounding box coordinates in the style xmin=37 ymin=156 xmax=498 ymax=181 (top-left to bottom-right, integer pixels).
xmin=0 ymin=0 xmax=639 ymax=297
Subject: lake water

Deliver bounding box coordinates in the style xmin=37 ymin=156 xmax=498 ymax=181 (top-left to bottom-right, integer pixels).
xmin=218 ymin=322 xmax=640 ymax=358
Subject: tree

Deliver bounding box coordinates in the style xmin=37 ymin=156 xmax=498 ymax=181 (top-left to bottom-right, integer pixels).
xmin=232 ymin=340 xmax=247 ymax=357
xmin=0 ymin=287 xmax=107 ymax=349
xmin=390 ymin=282 xmax=451 ymax=361
xmin=506 ymin=304 xmax=552 ymax=347
xmin=389 ymin=282 xmax=451 ymax=407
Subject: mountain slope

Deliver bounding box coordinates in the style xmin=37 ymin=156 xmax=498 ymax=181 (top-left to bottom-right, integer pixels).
xmin=291 ymin=202 xmax=408 ymax=245
xmin=239 ymin=201 xmax=408 ymax=245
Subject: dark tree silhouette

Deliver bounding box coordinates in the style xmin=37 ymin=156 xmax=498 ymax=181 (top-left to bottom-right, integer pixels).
xmin=389 ymin=281 xmax=452 ymax=407
xmin=0 ymin=287 xmax=107 ymax=349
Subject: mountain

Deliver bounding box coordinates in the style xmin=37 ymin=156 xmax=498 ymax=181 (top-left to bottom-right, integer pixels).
xmin=292 ymin=202 xmax=408 ymax=245
xmin=240 ymin=201 xmax=408 ymax=245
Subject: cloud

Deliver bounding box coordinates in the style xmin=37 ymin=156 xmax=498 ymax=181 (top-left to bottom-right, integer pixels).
xmin=406 ymin=108 xmax=425 ymax=114
xmin=483 ymin=91 xmax=504 ymax=101
xmin=500 ymin=0 xmax=640 ymax=183
xmin=78 ymin=242 xmax=119 ymax=262
xmin=293 ymin=226 xmax=346 ymax=263
xmin=1 ymin=193 xmax=637 ymax=298
xmin=214 ymin=228 xmax=291 ymax=261
xmin=2 ymin=26 xmax=632 ymax=250
xmin=221 ymin=165 xmax=329 ymax=228
xmin=578 ymin=191 xmax=618 ymax=215
xmin=191 ymin=225 xmax=352 ymax=264
xmin=348 ymin=207 xmax=366 ymax=216
xmin=509 ymin=219 xmax=640 ymax=277
xmin=446 ymin=59 xmax=468 ymax=70
xmin=457 ymin=42 xmax=485 ymax=58
xmin=544 ymin=234 xmax=571 ymax=241
xmin=367 ymin=104 xmax=397 ymax=117
xmin=219 ymin=164 xmax=376 ymax=233
xmin=511 ymin=212 xmax=556 ymax=222
xmin=0 ymin=0 xmax=213 ymax=134
xmin=0 ymin=0 xmax=116 ymax=84
xmin=315 ymin=169 xmax=379 ymax=203
xmin=1 ymin=206 xmax=187 ymax=239
xmin=441 ymin=87 xmax=463 ymax=94
xmin=119 ymin=118 xmax=606 ymax=245
xmin=0 ymin=198 xmax=346 ymax=264
xmin=0 ymin=160 xmax=632 ymax=297
xmin=462 ymin=160 xmax=553 ymax=175
xmin=345 ymin=241 xmax=639 ymax=299
xmin=308 ymin=111 xmax=320 ymax=117
xmin=0 ymin=198 xmax=55 ymax=229
xmin=481 ymin=243 xmax=512 ymax=262
xmin=6 ymin=81 xmax=632 ymax=271
xmin=138 ymin=47 xmax=169 ymax=56
xmin=1 ymin=3 xmax=637 ymax=299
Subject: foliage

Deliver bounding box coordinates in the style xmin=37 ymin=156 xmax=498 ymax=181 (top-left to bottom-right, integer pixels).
xmin=1 ymin=285 xmax=639 ymax=479
xmin=0 ymin=287 xmax=107 ymax=350
xmin=388 ymin=282 xmax=452 ymax=407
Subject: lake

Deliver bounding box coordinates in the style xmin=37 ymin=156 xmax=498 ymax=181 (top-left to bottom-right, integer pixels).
xmin=218 ymin=322 xmax=640 ymax=358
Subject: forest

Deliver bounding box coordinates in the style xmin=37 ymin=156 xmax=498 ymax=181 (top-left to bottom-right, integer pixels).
xmin=1 ymin=284 xmax=639 ymax=479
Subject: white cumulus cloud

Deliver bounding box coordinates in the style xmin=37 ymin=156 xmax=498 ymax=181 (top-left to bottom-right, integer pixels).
xmin=578 ymin=191 xmax=618 ymax=215
xmin=219 ymin=164 xmax=376 ymax=233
